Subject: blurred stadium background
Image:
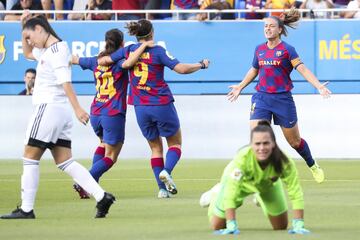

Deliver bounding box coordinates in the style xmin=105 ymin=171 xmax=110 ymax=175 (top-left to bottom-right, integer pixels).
xmin=0 ymin=6 xmax=359 ymax=240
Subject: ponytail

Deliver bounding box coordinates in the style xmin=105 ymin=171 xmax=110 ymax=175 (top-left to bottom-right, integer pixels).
xmin=23 ymin=15 xmax=62 ymax=41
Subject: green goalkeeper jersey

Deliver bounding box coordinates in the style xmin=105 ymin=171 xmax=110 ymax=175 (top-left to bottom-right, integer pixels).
xmin=219 ymin=146 xmax=304 ymax=211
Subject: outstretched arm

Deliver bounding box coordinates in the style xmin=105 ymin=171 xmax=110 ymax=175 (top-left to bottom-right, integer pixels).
xmin=173 ymin=59 xmax=210 ymax=74
xmin=296 ymin=64 xmax=331 ymax=98
xmin=227 ymin=67 xmax=258 ymax=102
xmin=71 ymin=55 xmax=80 ymax=65
xmin=122 ymin=40 xmax=155 ymax=69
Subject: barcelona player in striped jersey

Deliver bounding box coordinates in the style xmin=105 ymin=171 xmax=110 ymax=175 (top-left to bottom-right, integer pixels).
xmin=228 ymin=8 xmax=331 ymax=183
xmin=99 ymin=19 xmax=210 ymax=198
xmin=71 ymin=29 xmax=154 ymax=198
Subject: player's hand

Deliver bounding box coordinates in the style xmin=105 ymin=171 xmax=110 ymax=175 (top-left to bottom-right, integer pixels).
xmin=199 ymin=59 xmax=210 ymax=69
xmin=97 ymin=56 xmax=112 ymax=66
xmin=318 ymin=81 xmax=331 ymax=98
xmin=288 ymin=219 xmax=310 ymax=235
xmin=227 ymin=85 xmax=242 ymax=102
xmin=213 ymin=220 xmax=240 ymax=235
xmin=144 ymin=40 xmax=155 ymax=48
xmin=76 ymin=108 xmax=89 ymax=125
xmin=20 ymin=10 xmax=31 ymax=26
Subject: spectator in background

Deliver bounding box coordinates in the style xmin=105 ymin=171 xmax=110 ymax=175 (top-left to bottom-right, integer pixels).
xmin=300 ymin=0 xmax=333 ymax=19
xmin=112 ymin=0 xmax=146 ymax=20
xmin=243 ymin=0 xmax=266 ymax=19
xmin=6 ymin=0 xmax=18 ymax=10
xmin=41 ymin=0 xmax=64 ymax=19
xmin=197 ymin=0 xmax=235 ymax=20
xmin=172 ymin=0 xmax=199 ymax=20
xmin=0 ymin=0 xmax=5 ymax=20
xmin=67 ymin=0 xmax=87 ymax=20
xmin=344 ymin=0 xmax=360 ymax=18
xmin=333 ymin=0 xmax=349 ymax=8
xmin=19 ymin=68 xmax=36 ymax=95
xmin=145 ymin=0 xmax=172 ymax=20
xmin=265 ymin=0 xmax=295 ymax=17
xmin=4 ymin=0 xmax=43 ymax=21
xmin=332 ymin=0 xmax=349 ymax=18
xmin=86 ymin=0 xmax=112 ymax=20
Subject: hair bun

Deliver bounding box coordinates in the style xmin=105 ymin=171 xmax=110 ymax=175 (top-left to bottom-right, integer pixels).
xmin=257 ymin=120 xmax=271 ymax=127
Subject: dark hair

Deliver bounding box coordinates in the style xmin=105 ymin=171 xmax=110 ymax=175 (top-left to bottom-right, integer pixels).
xmin=251 ymin=120 xmax=288 ymax=174
xmin=23 ymin=15 xmax=62 ymax=41
xmin=98 ymin=29 xmax=124 ymax=58
xmin=25 ymin=68 xmax=36 ymax=75
xmin=125 ymin=19 xmax=153 ymax=41
xmin=269 ymin=7 xmax=300 ymax=37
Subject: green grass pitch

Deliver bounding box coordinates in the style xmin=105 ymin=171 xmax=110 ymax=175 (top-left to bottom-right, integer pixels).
xmin=0 ymin=159 xmax=359 ymax=240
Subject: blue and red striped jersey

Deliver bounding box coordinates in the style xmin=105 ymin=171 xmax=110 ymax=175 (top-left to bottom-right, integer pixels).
xmin=252 ymin=41 xmax=303 ymax=93
xmin=111 ymin=44 xmax=180 ymax=106
xmin=174 ymin=0 xmax=199 ymax=9
xmin=79 ymin=56 xmax=128 ymax=115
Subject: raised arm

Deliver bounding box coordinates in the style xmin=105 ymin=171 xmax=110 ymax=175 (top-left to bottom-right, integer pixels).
xmin=173 ymin=59 xmax=210 ymax=74
xmin=296 ymin=64 xmax=331 ymax=98
xmin=122 ymin=40 xmax=155 ymax=69
xmin=227 ymin=67 xmax=259 ymax=102
xmin=20 ymin=11 xmax=35 ymax=60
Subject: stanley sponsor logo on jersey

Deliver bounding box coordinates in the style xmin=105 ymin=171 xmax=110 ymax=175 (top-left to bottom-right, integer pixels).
xmin=0 ymin=35 xmax=6 ymax=64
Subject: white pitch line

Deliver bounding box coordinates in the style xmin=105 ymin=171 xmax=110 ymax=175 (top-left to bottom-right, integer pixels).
xmin=0 ymin=178 xmax=359 ymax=182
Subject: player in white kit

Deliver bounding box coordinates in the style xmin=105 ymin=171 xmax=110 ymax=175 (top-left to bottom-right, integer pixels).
xmin=1 ymin=12 xmax=115 ymax=219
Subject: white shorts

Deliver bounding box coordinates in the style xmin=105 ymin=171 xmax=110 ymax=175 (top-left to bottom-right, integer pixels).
xmin=24 ymin=103 xmax=73 ymax=149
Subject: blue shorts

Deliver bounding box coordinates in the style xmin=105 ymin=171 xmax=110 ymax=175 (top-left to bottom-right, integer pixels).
xmin=90 ymin=113 xmax=126 ymax=145
xmin=250 ymin=92 xmax=297 ymax=128
xmin=134 ymin=103 xmax=180 ymax=141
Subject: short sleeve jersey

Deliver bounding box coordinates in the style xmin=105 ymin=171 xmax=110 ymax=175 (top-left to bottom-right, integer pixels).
xmin=252 ymin=41 xmax=303 ymax=93
xmin=111 ymin=44 xmax=180 ymax=106
xmin=31 ymin=41 xmax=71 ymax=105
xmin=79 ymin=56 xmax=128 ymax=116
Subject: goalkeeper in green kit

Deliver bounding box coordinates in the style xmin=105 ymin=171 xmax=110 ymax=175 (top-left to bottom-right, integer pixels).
xmin=200 ymin=120 xmax=310 ymax=235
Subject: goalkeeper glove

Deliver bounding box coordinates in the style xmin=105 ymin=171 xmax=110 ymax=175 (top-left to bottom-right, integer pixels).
xmin=288 ymin=219 xmax=311 ymax=235
xmin=213 ymin=220 xmax=240 ymax=235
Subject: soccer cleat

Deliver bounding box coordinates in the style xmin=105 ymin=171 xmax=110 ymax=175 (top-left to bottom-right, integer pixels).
xmin=157 ymin=189 xmax=170 ymax=199
xmin=73 ymin=183 xmax=90 ymax=199
xmin=159 ymin=170 xmax=177 ymax=195
xmin=199 ymin=190 xmax=212 ymax=208
xmin=310 ymin=163 xmax=325 ymax=183
xmin=252 ymin=193 xmax=260 ymax=207
xmin=0 ymin=207 xmax=35 ymax=219
xmin=95 ymin=192 xmax=115 ymax=218
xmin=199 ymin=183 xmax=221 ymax=208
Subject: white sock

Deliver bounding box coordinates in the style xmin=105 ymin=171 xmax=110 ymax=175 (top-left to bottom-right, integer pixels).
xmin=21 ymin=157 xmax=40 ymax=213
xmin=57 ymin=158 xmax=105 ymax=202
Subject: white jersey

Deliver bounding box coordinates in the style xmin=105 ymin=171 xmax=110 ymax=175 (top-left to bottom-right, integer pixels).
xmin=32 ymin=41 xmax=72 ymax=105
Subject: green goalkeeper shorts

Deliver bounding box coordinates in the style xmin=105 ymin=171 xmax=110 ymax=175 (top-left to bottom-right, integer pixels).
xmin=208 ymin=179 xmax=288 ymax=220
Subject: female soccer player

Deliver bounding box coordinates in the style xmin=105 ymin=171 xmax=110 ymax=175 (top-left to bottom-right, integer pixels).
xmin=71 ymin=29 xmax=154 ymax=199
xmin=227 ymin=8 xmax=331 ymax=183
xmin=1 ymin=13 xmax=114 ymax=219
xmin=200 ymin=121 xmax=310 ymax=235
xmin=99 ymin=19 xmax=210 ymax=198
